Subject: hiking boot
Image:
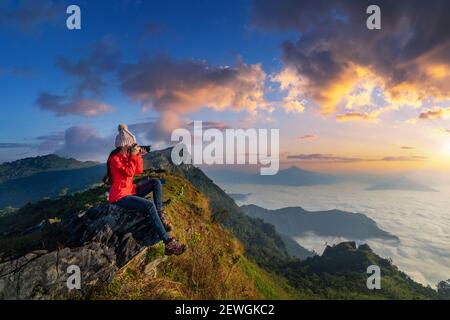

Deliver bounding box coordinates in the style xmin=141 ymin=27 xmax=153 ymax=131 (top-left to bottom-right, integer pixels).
xmin=158 ymin=210 xmax=173 ymax=232
xmin=163 ymin=198 xmax=172 ymax=207
xmin=164 ymin=237 xmax=187 ymax=256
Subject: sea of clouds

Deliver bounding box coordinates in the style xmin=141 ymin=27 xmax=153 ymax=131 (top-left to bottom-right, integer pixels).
xmin=220 ymin=182 xmax=450 ymax=287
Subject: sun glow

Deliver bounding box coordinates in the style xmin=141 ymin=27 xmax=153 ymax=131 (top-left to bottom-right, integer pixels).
xmin=442 ymin=139 xmax=450 ymax=156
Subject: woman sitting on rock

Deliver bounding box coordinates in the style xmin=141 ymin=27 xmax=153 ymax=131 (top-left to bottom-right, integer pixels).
xmin=105 ymin=124 xmax=186 ymax=256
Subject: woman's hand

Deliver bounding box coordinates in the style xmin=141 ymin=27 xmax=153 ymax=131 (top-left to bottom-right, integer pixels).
xmin=130 ymin=145 xmax=148 ymax=155
xmin=130 ymin=145 xmax=141 ymax=155
xmin=139 ymin=148 xmax=148 ymax=155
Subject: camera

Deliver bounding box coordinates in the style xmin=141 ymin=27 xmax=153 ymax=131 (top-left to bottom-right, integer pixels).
xmin=140 ymin=145 xmax=151 ymax=153
xmin=127 ymin=144 xmax=151 ymax=153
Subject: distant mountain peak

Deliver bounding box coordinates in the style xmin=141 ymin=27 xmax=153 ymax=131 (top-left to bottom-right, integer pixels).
xmin=286 ymin=166 xmax=304 ymax=171
xmin=3 ymin=153 xmax=97 ymax=164
xmin=367 ymin=176 xmax=436 ymax=192
xmin=0 ymin=150 xmax=444 ymax=300
xmin=206 ymin=165 xmax=340 ymax=186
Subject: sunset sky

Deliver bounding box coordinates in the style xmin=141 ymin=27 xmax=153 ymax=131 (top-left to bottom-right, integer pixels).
xmin=1 ymin=0 xmax=450 ymax=173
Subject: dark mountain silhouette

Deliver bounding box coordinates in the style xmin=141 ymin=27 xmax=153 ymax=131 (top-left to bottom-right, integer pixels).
xmin=0 ymin=154 xmax=98 ymax=183
xmin=0 ymin=154 xmax=104 ymax=209
xmin=206 ymin=166 xmax=340 ymax=186
xmin=280 ymin=241 xmax=439 ymax=299
xmin=0 ymin=165 xmax=105 ymax=208
xmin=241 ymin=204 xmax=398 ymax=240
xmin=0 ymin=149 xmax=312 ymax=262
xmin=1 ymin=173 xmax=297 ymax=299
xmin=0 ymin=149 xmax=447 ymax=299
xmin=143 ymin=148 xmax=314 ymax=262
xmin=367 ymin=176 xmax=437 ymax=192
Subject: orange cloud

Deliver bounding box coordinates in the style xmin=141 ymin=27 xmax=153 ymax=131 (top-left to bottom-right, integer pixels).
xmin=298 ymin=134 xmax=318 ymax=140
xmin=425 ymin=64 xmax=450 ymax=80
xmin=256 ymin=1 xmax=450 ymax=119
xmin=419 ymin=108 xmax=450 ymax=120
xmin=270 ymin=67 xmax=306 ymax=113
xmin=286 ymin=153 xmax=427 ymax=163
xmin=315 ymin=65 xmax=373 ymax=114
xmin=119 ymin=57 xmax=267 ymax=138
xmin=336 ymin=112 xmax=375 ymax=122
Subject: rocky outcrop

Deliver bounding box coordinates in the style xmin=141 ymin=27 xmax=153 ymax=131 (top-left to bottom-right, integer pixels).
xmin=0 ymin=204 xmax=160 ymax=299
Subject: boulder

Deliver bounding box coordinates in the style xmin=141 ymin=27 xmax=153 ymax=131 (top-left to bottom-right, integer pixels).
xmin=0 ymin=204 xmax=161 ymax=299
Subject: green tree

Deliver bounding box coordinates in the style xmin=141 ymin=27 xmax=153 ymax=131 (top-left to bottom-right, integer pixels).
xmin=437 ymin=279 xmax=450 ymax=299
xmin=59 ymin=187 xmax=69 ymax=197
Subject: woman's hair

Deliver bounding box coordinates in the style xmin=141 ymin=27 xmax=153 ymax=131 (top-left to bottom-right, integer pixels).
xmin=103 ymin=147 xmax=124 ymax=184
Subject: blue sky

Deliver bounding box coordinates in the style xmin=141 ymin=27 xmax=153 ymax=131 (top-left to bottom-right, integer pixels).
xmin=1 ymin=0 xmax=450 ymax=173
xmin=0 ymin=0 xmax=286 ymax=156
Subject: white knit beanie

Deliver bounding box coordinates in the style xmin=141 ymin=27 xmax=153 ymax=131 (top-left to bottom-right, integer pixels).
xmin=115 ymin=124 xmax=137 ymax=148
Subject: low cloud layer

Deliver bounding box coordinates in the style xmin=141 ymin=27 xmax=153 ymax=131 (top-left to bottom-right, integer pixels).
xmin=381 ymin=155 xmax=427 ymax=162
xmin=36 ymin=126 xmax=112 ymax=161
xmin=287 ymin=153 xmax=427 ymax=163
xmin=0 ymin=143 xmax=30 ymax=149
xmin=298 ymin=134 xmax=317 ymax=140
xmin=56 ymin=126 xmax=113 ymax=161
xmin=287 ymin=153 xmax=364 ymax=163
xmin=35 ymin=120 xmax=165 ymax=161
xmin=186 ymin=121 xmax=232 ymax=130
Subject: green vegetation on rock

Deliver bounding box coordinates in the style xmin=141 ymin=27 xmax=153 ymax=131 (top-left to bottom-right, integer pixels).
xmin=0 ymin=150 xmax=446 ymax=300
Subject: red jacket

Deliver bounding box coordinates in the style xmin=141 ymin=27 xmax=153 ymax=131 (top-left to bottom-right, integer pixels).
xmin=108 ymin=152 xmax=144 ymax=203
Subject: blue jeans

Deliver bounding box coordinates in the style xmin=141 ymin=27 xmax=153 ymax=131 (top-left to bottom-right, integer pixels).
xmin=115 ymin=178 xmax=169 ymax=243
xmin=136 ymin=178 xmax=163 ymax=211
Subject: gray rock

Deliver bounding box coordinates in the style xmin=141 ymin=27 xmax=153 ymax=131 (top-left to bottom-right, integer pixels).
xmin=0 ymin=204 xmax=161 ymax=300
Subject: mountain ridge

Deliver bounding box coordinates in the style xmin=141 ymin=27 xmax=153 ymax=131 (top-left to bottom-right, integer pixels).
xmin=0 ymin=149 xmax=448 ymax=299
xmin=143 ymin=148 xmax=315 ymax=262
xmin=0 ymin=163 xmax=443 ymax=299
xmin=367 ymin=176 xmax=437 ymax=192
xmin=241 ymin=204 xmax=398 ymax=240
xmin=0 ymin=154 xmax=99 ymax=184
xmin=0 ymin=165 xmax=106 ymax=208
xmin=0 ymin=173 xmax=301 ymax=299
xmin=205 ymin=166 xmax=340 ymax=186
